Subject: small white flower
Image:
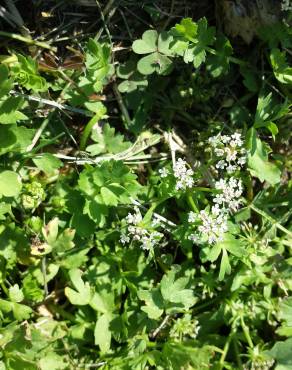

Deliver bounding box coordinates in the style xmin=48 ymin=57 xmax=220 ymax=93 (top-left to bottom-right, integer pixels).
xmin=159 ymin=168 xmax=169 ymax=178
xmin=173 ymin=158 xmax=194 ymax=191
xmin=120 ymin=234 xmax=130 ymax=244
xmin=215 ymin=148 xmax=225 ymax=157
xmin=188 ymin=211 xmax=197 ymax=223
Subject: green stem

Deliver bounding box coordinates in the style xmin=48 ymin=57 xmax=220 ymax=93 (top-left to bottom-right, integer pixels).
xmin=187 ymin=192 xmax=199 ymax=213
xmin=233 ymin=338 xmax=244 ymax=370
xmin=79 ymin=112 xmax=103 ymax=151
xmin=219 ymin=335 xmax=232 ymax=369
xmin=240 ymin=316 xmax=253 ymax=349
xmin=0 ymin=281 xmax=9 ymax=296
xmin=0 ymin=31 xmax=56 ymax=51
xmin=246 ymin=174 xmax=254 ymax=202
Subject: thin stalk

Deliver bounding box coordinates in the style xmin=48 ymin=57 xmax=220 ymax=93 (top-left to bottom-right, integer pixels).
xmin=219 ymin=335 xmax=232 ymax=369
xmin=0 ymin=31 xmax=56 ymax=51
xmin=42 ymin=257 xmax=48 ymax=297
xmin=79 ymin=112 xmax=104 ymax=151
xmin=233 ymin=338 xmax=244 ymax=370
xmin=26 ymin=113 xmax=53 ymax=152
xmin=112 ymin=82 xmax=132 ymax=127
xmin=0 ymin=281 xmax=8 ymax=296
xmin=187 ymin=192 xmax=199 ymax=213
xmin=240 ymin=316 xmax=254 ymax=349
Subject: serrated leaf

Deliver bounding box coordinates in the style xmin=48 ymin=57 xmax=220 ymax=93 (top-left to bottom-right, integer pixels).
xmin=174 ymin=18 xmax=198 ymax=41
xmin=100 ymin=186 xmax=118 ymax=206
xmin=88 ymin=123 xmax=130 ymax=156
xmin=0 ymin=170 xmax=22 ymax=197
xmin=8 ymin=284 xmax=24 ymax=303
xmin=138 ymin=289 xmax=164 ymax=320
xmin=206 ymin=36 xmax=233 ymax=77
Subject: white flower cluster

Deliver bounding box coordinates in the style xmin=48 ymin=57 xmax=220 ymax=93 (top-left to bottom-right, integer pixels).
xmin=173 ymin=158 xmax=194 ymax=191
xmin=187 ymin=133 xmax=246 ymax=245
xmin=188 ymin=207 xmax=228 ymax=244
xmin=208 ymin=132 xmax=247 ymax=174
xmin=120 ymin=207 xmax=163 ymax=251
xmin=214 ymin=177 xmax=243 ymax=212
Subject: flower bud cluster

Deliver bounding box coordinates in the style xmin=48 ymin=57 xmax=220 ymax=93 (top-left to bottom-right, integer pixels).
xmin=208 ymin=132 xmax=247 ymax=174
xmin=120 ymin=207 xmax=163 ymax=251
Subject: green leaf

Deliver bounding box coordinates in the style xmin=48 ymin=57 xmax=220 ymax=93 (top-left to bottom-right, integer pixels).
xmin=8 ymin=284 xmax=24 ymax=303
xmin=65 ymin=269 xmax=91 ymax=305
xmin=132 ymin=30 xmax=158 ymax=54
xmin=174 ymin=18 xmax=198 ymax=41
xmin=32 ymin=153 xmax=62 ymax=175
xmin=270 ymin=48 xmax=292 ymax=84
xmin=100 ymin=186 xmax=118 ymax=206
xmin=206 ymin=36 xmax=233 ymax=77
xmin=137 ymin=52 xmax=172 ymax=75
xmin=94 ymin=313 xmax=112 ymax=352
xmin=0 ymin=170 xmax=22 ymax=197
xmin=38 ymin=353 xmax=68 ymax=370
xmin=160 ymin=266 xmax=196 ymax=309
xmin=0 ymin=298 xmax=32 ymax=320
xmin=0 ymin=96 xmax=28 ymax=124
xmin=219 ymin=248 xmax=231 ymax=281
xmin=12 ymin=54 xmax=47 ymax=92
xmin=0 ymin=65 xmax=13 ymax=99
xmin=265 ymin=338 xmax=292 ymax=370
xmin=138 ymin=289 xmax=164 ymax=320
xmin=247 ymin=128 xmax=281 ymax=185
xmin=0 ymin=125 xmax=34 ymax=156
xmin=87 ymin=123 xmax=130 ymax=156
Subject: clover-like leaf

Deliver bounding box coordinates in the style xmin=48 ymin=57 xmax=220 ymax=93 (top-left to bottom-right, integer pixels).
xmin=132 ymin=30 xmax=158 ymax=54
xmin=132 ymin=30 xmax=173 ymax=75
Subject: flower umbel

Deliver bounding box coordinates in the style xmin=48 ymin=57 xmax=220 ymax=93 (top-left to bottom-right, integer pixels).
xmin=209 ymin=132 xmax=247 ymax=174
xmin=120 ymin=206 xmax=164 ymax=251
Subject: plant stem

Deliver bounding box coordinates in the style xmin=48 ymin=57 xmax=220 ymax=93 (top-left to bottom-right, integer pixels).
xmin=233 ymin=338 xmax=244 ymax=370
xmin=240 ymin=316 xmax=253 ymax=349
xmin=187 ymin=192 xmax=199 ymax=213
xmin=79 ymin=112 xmax=104 ymax=151
xmin=0 ymin=31 xmax=56 ymax=51
xmin=0 ymin=281 xmax=9 ymax=296
xmin=219 ymin=335 xmax=232 ymax=369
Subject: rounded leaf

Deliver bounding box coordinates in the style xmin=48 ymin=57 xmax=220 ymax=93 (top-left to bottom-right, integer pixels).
xmin=0 ymin=170 xmax=22 ymax=197
xmin=132 ymin=30 xmax=158 ymax=54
